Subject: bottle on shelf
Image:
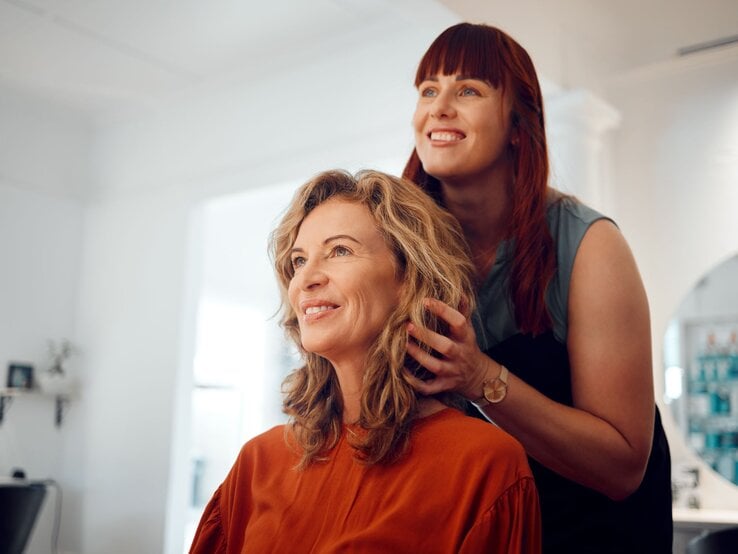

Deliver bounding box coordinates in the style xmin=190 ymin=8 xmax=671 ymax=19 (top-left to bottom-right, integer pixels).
xmin=704 ymin=332 xmax=719 ymax=382
xmin=692 ymin=333 xmax=716 ymax=418
xmin=728 ymin=330 xmax=738 ymax=380
xmin=695 ymin=335 xmax=709 ymax=385
xmin=722 ymin=387 xmax=732 ymax=415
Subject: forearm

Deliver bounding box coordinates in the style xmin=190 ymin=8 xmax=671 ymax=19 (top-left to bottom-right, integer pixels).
xmin=478 ymin=360 xmax=653 ymax=500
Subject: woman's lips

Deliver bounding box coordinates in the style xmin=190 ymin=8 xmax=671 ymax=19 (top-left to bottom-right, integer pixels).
xmin=429 ymin=129 xmax=466 ymax=142
xmin=305 ymin=305 xmax=337 ymax=315
xmin=300 ymin=301 xmax=341 ymax=322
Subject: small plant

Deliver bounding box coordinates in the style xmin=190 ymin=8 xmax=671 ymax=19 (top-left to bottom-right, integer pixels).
xmin=47 ymin=339 xmax=76 ymax=374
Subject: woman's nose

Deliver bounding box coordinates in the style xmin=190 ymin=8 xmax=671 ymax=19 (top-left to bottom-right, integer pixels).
xmin=431 ymin=90 xmax=456 ymax=119
xmin=296 ymin=259 xmax=328 ymax=290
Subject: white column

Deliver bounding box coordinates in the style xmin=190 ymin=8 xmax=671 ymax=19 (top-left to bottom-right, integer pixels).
xmin=546 ymin=89 xmax=621 ymax=213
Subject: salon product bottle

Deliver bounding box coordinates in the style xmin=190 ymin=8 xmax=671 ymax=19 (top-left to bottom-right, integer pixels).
xmin=717 ymin=453 xmax=735 ymax=483
xmin=702 ymin=333 xmax=718 ymax=382
xmin=728 ymin=331 xmax=738 ymax=379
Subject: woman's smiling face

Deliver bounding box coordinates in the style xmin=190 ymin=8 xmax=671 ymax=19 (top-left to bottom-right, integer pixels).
xmin=287 ymin=198 xmax=401 ymax=368
xmin=413 ymin=73 xmax=514 ymax=184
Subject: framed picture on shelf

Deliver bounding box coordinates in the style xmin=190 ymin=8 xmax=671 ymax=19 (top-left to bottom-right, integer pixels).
xmin=6 ymin=363 xmax=34 ymax=389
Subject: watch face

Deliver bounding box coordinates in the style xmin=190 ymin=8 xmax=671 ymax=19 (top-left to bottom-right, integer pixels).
xmin=485 ymin=378 xmax=507 ymax=403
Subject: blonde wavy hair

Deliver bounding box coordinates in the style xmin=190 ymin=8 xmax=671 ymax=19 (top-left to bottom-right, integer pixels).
xmin=270 ymin=169 xmax=476 ymax=467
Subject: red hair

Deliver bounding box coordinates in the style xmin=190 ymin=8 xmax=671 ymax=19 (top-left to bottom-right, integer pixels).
xmin=403 ymin=23 xmax=554 ymax=335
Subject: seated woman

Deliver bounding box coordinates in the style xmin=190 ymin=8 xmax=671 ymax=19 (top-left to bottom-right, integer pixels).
xmin=189 ymin=170 xmax=541 ymax=553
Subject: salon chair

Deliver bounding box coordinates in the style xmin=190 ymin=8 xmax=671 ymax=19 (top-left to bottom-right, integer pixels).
xmin=0 ymin=481 xmax=47 ymax=554
xmin=686 ymin=526 xmax=738 ymax=554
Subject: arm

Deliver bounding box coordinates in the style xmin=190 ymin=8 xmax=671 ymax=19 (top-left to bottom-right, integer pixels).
xmin=407 ymin=220 xmax=654 ymax=500
xmin=189 ymin=487 xmax=227 ymax=554
xmin=459 ymin=477 xmax=541 ymax=554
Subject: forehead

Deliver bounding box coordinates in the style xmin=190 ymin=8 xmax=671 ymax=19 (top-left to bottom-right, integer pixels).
xmin=294 ymin=198 xmax=380 ymax=244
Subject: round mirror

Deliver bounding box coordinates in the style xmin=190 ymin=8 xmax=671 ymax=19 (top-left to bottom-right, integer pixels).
xmin=664 ymin=253 xmax=738 ymax=485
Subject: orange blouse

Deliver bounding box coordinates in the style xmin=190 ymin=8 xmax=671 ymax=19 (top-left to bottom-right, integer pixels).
xmin=190 ymin=408 xmax=541 ymax=553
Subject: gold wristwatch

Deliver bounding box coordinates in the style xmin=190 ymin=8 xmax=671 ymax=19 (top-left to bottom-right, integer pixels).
xmin=473 ymin=365 xmax=509 ymax=407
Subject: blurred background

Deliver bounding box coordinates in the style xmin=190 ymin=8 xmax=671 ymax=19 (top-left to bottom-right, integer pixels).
xmin=0 ymin=1 xmax=737 ymax=552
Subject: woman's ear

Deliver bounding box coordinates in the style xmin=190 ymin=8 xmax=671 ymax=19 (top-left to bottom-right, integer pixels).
xmin=510 ymin=126 xmax=520 ymax=147
xmin=392 ymin=285 xmax=403 ymax=310
xmin=395 ymin=267 xmax=407 ymax=302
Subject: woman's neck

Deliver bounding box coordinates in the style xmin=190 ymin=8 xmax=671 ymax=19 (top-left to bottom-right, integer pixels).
xmin=440 ymin=175 xmax=512 ymax=278
xmin=341 ymin=394 xmax=448 ymax=426
xmin=330 ymin=358 xmax=364 ymax=423
xmin=333 ymin=359 xmax=449 ymax=424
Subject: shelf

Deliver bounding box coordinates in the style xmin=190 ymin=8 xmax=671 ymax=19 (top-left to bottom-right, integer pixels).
xmin=689 ymin=414 xmax=738 ymax=427
xmin=688 ymin=380 xmax=738 ymax=392
xmin=673 ymin=507 xmax=738 ymax=528
xmin=0 ymin=387 xmax=69 ymax=399
xmin=0 ymin=388 xmax=71 ymax=427
xmin=696 ymin=441 xmax=738 ymax=453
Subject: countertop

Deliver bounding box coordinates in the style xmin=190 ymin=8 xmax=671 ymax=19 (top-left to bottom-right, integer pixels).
xmin=673 ymin=507 xmax=738 ymax=529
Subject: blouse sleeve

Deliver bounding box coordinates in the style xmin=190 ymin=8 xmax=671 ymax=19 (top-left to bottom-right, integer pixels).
xmin=459 ymin=477 xmax=542 ymax=554
xmin=189 ymin=487 xmax=227 ymax=554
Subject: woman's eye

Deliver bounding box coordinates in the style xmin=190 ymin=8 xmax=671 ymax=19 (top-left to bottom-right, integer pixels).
xmin=291 ymin=256 xmax=306 ymax=269
xmin=460 ymin=87 xmax=479 ymax=96
xmin=332 ymin=245 xmax=351 ymax=257
xmin=420 ymin=86 xmax=437 ymax=98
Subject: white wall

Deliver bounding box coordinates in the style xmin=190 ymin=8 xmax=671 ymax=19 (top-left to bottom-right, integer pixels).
xmin=72 ymin=188 xmax=191 ymax=554
xmin=0 ymin=86 xmax=91 ymax=200
xmin=606 ymin=46 xmax=738 ymax=508
xmin=0 ymin=88 xmax=89 ymax=554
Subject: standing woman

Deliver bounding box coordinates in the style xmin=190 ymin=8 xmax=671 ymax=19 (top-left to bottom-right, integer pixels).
xmin=403 ymin=23 xmax=672 ymax=552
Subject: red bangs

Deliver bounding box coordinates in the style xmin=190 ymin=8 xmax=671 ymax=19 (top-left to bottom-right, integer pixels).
xmin=414 ymin=23 xmax=507 ymax=88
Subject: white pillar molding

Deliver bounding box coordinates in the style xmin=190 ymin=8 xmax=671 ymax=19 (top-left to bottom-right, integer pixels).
xmin=545 ymin=88 xmax=621 ymax=213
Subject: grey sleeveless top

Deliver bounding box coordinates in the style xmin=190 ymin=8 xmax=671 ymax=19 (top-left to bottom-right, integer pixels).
xmin=474 ymin=194 xmax=612 ymax=348
xmin=469 ymin=194 xmax=673 ymax=553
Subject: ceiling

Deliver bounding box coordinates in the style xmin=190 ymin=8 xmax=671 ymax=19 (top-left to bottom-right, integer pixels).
xmin=0 ymin=0 xmax=429 ymax=120
xmin=1 ymin=0 xmax=736 ymax=122
xmin=440 ymin=0 xmax=738 ymax=89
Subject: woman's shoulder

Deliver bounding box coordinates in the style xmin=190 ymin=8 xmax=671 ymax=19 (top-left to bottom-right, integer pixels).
xmin=235 ymin=424 xmax=291 ymax=462
xmin=415 ymin=408 xmax=528 ymax=463
xmin=545 ymin=190 xmax=613 ymax=236
xmin=410 ymin=409 xmax=534 ymax=499
xmin=544 ymin=191 xmax=618 ymax=341
xmin=220 ymin=424 xmax=295 ymax=491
